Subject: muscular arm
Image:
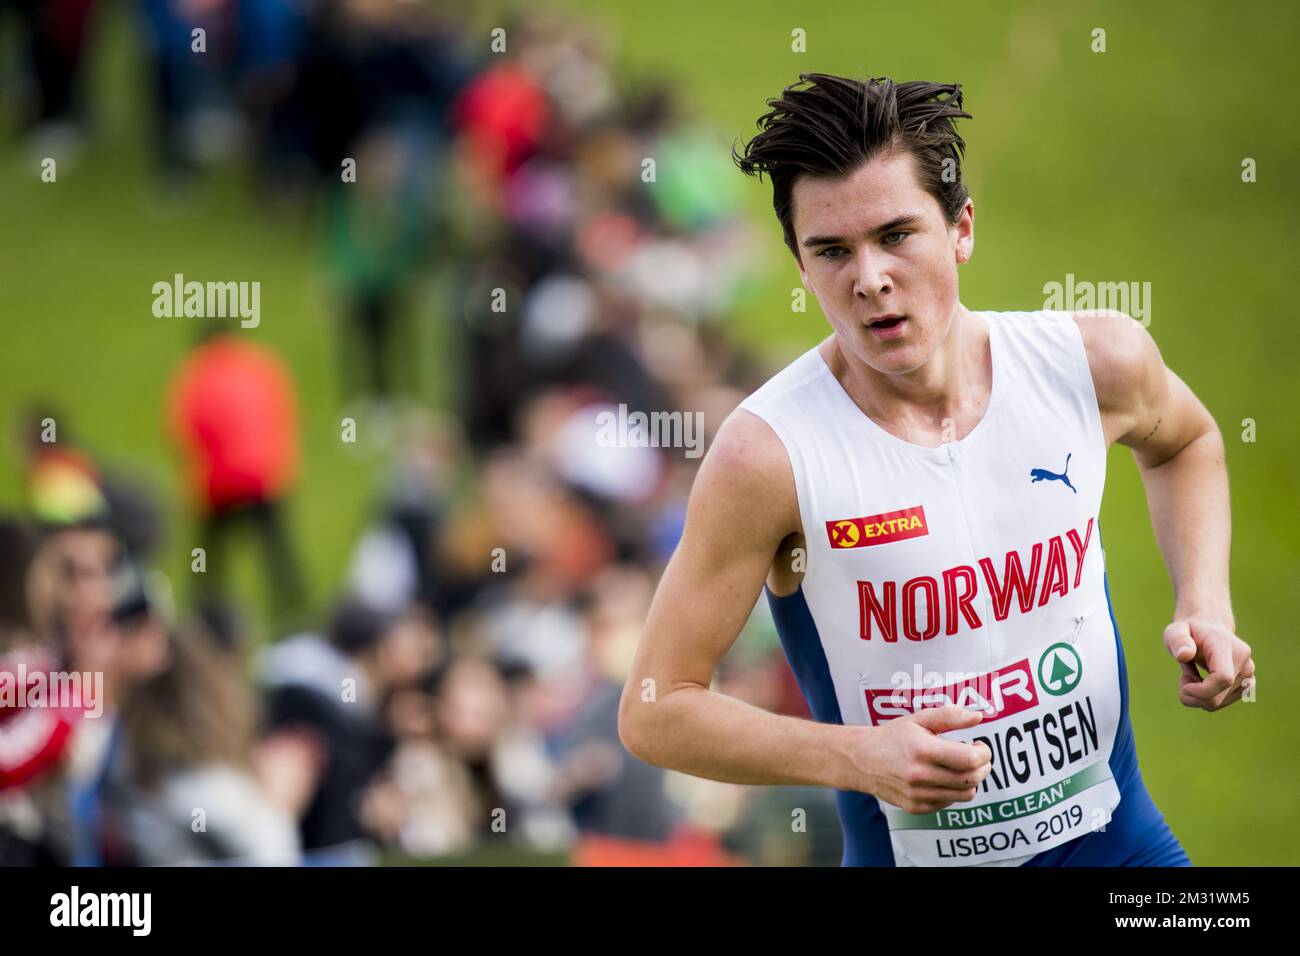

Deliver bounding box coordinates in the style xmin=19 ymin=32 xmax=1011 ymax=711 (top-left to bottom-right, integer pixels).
xmin=617 ymin=410 xmax=860 ymax=789
xmin=1076 ymin=310 xmax=1253 ymax=709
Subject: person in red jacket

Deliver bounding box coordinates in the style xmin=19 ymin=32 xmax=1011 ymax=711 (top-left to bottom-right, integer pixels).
xmin=167 ymin=328 xmax=304 ymax=622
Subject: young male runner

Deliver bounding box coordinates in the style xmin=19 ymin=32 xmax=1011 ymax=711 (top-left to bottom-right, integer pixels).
xmin=619 ymin=74 xmax=1255 ymax=866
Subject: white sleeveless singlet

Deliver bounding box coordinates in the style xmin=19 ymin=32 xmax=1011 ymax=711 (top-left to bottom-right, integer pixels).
xmin=738 ymin=310 xmax=1127 ymax=867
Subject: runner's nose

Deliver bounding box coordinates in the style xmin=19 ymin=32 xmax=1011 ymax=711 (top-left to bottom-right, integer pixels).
xmin=853 ymin=249 xmax=892 ymax=299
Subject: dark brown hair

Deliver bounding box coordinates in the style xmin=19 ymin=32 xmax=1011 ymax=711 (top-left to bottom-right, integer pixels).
xmin=732 ymin=74 xmax=972 ymax=263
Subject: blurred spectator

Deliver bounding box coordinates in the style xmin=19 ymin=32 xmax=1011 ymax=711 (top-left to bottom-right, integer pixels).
xmin=25 ymin=523 xmax=121 ymax=661
xmin=556 ymin=566 xmax=683 ymax=843
xmin=0 ymin=518 xmax=81 ymax=865
xmin=0 ymin=519 xmax=38 ymax=649
xmin=21 ymin=407 xmax=109 ymax=529
xmin=324 ymin=123 xmax=430 ymax=401
xmin=452 ymin=61 xmax=550 ymax=190
xmin=167 ymin=327 xmax=305 ymax=625
xmin=136 ymin=0 xmax=242 ymax=185
xmin=374 ymin=674 xmax=479 ymax=857
xmin=9 ymin=0 xmax=101 ymax=168
xmin=65 ymin=561 xmax=298 ymax=865
xmin=258 ymin=598 xmax=440 ymax=861
xmin=347 ymin=411 xmax=464 ymax=615
xmin=20 ymin=406 xmax=165 ymax=562
xmin=2 ymin=0 xmax=811 ymax=868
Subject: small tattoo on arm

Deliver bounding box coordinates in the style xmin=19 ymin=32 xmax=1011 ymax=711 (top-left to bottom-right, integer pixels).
xmin=1140 ymin=416 xmax=1162 ymax=442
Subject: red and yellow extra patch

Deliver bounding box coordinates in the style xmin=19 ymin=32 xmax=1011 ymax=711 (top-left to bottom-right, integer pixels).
xmin=826 ymin=505 xmax=928 ymax=550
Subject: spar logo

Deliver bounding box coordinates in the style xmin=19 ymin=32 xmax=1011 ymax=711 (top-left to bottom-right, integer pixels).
xmin=1038 ymin=643 xmax=1082 ymax=696
xmin=827 ymin=505 xmax=928 ymax=550
xmin=863 ymin=658 xmax=1039 ymax=725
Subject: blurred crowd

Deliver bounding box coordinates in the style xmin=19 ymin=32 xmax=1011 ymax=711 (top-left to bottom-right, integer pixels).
xmin=0 ymin=0 xmax=843 ymax=865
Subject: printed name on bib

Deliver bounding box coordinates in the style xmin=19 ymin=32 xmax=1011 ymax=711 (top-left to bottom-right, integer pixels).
xmin=866 ymin=637 xmax=1120 ymax=866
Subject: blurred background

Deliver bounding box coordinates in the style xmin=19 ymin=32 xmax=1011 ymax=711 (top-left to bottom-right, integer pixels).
xmin=0 ymin=0 xmax=1295 ymax=866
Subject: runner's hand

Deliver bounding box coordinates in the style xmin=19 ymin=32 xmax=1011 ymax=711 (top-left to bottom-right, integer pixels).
xmin=1164 ymin=617 xmax=1255 ymax=711
xmin=858 ymin=705 xmax=993 ymax=815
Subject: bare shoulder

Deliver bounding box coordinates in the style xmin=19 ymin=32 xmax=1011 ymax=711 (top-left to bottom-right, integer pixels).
xmin=704 ymin=406 xmax=793 ymax=482
xmin=1071 ymin=309 xmax=1164 ymax=444
xmin=688 ymin=407 xmax=802 ymax=544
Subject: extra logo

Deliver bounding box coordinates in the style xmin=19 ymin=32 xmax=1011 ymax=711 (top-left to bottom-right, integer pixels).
xmin=1038 ymin=642 xmax=1082 ymax=695
xmin=1029 ymin=452 xmax=1077 ymax=494
xmin=827 ymin=505 xmax=928 ymax=550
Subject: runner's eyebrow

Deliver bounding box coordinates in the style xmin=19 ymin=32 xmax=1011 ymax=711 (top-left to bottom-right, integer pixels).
xmin=802 ymin=215 xmax=922 ymax=249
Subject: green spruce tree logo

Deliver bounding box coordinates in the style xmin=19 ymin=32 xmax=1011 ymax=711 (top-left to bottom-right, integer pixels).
xmin=1038 ymin=642 xmax=1082 ymax=696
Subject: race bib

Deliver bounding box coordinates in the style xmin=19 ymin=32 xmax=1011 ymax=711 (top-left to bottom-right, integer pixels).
xmin=859 ymin=604 xmax=1122 ymax=866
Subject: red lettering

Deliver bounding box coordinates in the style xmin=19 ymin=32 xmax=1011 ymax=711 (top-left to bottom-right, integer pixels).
xmin=859 ymin=580 xmax=897 ymax=642
xmin=902 ymin=576 xmax=940 ymax=642
xmin=854 ymin=517 xmax=1098 ymax=644
xmin=1066 ymin=517 xmax=1095 ymax=588
xmin=1038 ymin=535 xmax=1069 ymax=606
xmin=942 ymin=565 xmax=982 ymax=635
xmin=979 ymin=543 xmax=1043 ymax=621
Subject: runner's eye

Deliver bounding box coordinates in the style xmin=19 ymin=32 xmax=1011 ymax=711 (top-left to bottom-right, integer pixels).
xmin=817 ymin=246 xmax=847 ymax=260
xmin=883 ymin=231 xmax=909 ymax=246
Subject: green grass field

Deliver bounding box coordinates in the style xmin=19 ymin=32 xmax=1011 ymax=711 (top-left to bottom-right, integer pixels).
xmin=2 ymin=0 xmax=1296 ymax=864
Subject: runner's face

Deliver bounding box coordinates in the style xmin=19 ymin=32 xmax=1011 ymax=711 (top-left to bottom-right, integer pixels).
xmin=792 ymin=150 xmax=973 ymax=373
